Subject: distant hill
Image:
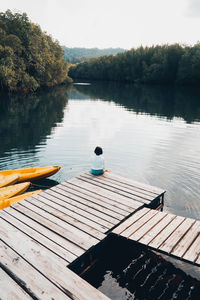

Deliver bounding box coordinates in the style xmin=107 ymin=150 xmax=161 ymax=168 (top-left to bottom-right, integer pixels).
xmin=62 ymin=47 xmax=126 ymax=64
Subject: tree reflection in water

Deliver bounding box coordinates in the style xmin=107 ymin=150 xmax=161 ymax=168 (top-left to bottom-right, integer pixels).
xmin=0 ymin=86 xmax=69 ymax=157
xmin=73 ymin=81 xmax=200 ymax=124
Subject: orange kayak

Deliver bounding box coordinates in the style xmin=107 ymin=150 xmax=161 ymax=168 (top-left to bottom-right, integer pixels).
xmin=0 ymin=182 xmax=30 ymax=201
xmin=0 ymin=174 xmax=19 ymax=188
xmin=0 ymin=166 xmax=61 ymax=183
xmin=0 ymin=190 xmax=42 ymax=209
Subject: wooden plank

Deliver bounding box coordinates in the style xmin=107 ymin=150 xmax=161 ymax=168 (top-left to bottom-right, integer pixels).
xmin=68 ymin=177 xmax=143 ymax=209
xmin=14 ymin=200 xmax=95 ymax=251
xmin=62 ymin=181 xmax=132 ymax=214
xmin=19 ymin=199 xmax=99 ymax=250
xmin=11 ymin=203 xmax=84 ymax=257
xmin=60 ymin=181 xmax=129 ymax=216
xmin=29 ymin=195 xmax=105 ymax=240
xmin=122 ymin=210 xmax=159 ymax=238
xmin=41 ymin=189 xmax=113 ymax=228
xmin=183 ymin=232 xmax=200 ymax=263
xmin=171 ymin=221 xmax=200 ymax=258
xmin=51 ymin=184 xmax=123 ymax=221
xmin=84 ymin=172 xmax=157 ymax=198
xmin=0 ymin=214 xmax=65 ymax=265
xmin=148 ymin=216 xmax=185 ymax=249
xmin=32 ymin=193 xmax=107 ymax=233
xmin=67 ymin=177 xmax=141 ymax=209
xmin=75 ymin=176 xmax=151 ymax=205
xmin=1 ymin=210 xmax=76 ymax=264
xmin=0 ymin=267 xmax=33 ymax=300
xmin=0 ymin=241 xmax=71 ymax=299
xmin=0 ymin=220 xmax=111 ymax=300
xmin=159 ymin=217 xmax=196 ymax=253
xmin=81 ymin=173 xmax=154 ymax=201
xmin=112 ymin=208 xmax=150 ymax=235
xmin=4 ymin=206 xmax=80 ymax=259
xmin=195 ymin=250 xmax=200 ymax=265
xmin=104 ymin=172 xmax=165 ymax=195
xmin=44 ymin=188 xmax=117 ymax=226
xmin=139 ymin=213 xmax=176 ymax=245
xmin=129 ymin=211 xmax=168 ymax=241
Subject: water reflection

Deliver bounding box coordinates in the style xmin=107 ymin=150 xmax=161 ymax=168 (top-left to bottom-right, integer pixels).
xmin=0 ymin=86 xmax=69 ymax=168
xmin=70 ymin=82 xmax=200 ymax=220
xmin=73 ymin=81 xmax=200 ymax=123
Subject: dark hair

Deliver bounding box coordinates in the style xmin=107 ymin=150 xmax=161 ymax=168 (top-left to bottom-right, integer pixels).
xmin=94 ymin=146 xmax=103 ymax=156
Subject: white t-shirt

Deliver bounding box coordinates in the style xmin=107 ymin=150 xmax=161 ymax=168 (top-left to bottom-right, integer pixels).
xmin=91 ymin=155 xmax=105 ymax=171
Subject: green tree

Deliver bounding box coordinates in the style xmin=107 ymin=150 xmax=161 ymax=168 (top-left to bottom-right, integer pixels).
xmin=0 ymin=10 xmax=72 ymax=93
xmin=69 ymin=43 xmax=200 ymax=86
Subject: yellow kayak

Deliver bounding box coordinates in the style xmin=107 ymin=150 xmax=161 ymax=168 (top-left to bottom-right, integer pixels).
xmin=0 ymin=174 xmax=19 ymax=188
xmin=0 ymin=166 xmax=61 ymax=183
xmin=0 ymin=190 xmax=42 ymax=209
xmin=0 ymin=182 xmax=30 ymax=201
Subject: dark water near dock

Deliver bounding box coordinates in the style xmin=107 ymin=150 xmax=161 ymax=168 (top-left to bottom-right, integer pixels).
xmin=80 ymin=236 xmax=200 ymax=300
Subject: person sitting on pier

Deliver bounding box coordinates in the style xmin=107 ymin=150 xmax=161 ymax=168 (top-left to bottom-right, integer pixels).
xmin=91 ymin=146 xmax=105 ymax=175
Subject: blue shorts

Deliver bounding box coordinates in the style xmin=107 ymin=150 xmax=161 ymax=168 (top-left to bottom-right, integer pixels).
xmin=91 ymin=169 xmax=104 ymax=175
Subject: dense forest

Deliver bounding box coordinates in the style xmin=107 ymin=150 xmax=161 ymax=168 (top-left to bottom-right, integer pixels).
xmin=0 ymin=10 xmax=72 ymax=93
xmin=62 ymin=47 xmax=126 ymax=64
xmin=69 ymin=43 xmax=200 ymax=85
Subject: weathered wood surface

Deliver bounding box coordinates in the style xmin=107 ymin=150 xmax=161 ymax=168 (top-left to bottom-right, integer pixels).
xmin=0 ymin=209 xmax=76 ymax=263
xmin=0 ymin=171 xmax=164 ymax=298
xmin=81 ymin=173 xmax=159 ymax=200
xmin=0 ymin=267 xmax=33 ymax=300
xmin=113 ymin=207 xmax=200 ymax=266
xmin=61 ymin=181 xmax=131 ymax=214
xmin=68 ymin=177 xmax=142 ymax=210
xmin=49 ymin=185 xmax=121 ymax=224
xmin=13 ymin=199 xmax=100 ymax=251
xmin=0 ymin=241 xmax=71 ymax=300
xmin=10 ymin=202 xmax=84 ymax=257
xmin=103 ymin=172 xmax=165 ymax=195
xmin=72 ymin=175 xmax=150 ymax=206
xmin=0 ymin=238 xmax=110 ymax=300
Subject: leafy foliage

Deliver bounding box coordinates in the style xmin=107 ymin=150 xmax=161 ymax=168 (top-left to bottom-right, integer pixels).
xmin=0 ymin=10 xmax=72 ymax=93
xmin=62 ymin=47 xmax=126 ymax=64
xmin=69 ymin=44 xmax=200 ymax=85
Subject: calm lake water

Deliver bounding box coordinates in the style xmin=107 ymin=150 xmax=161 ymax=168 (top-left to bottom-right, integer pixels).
xmin=0 ymin=81 xmax=200 ymax=220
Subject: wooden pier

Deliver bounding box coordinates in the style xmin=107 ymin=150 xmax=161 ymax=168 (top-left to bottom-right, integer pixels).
xmin=0 ymin=171 xmax=182 ymax=299
xmin=112 ymin=207 xmax=200 ymax=266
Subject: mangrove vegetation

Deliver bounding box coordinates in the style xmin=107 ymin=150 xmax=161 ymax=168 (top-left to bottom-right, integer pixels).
xmin=0 ymin=10 xmax=71 ymax=93
xmin=69 ymin=43 xmax=200 ymax=86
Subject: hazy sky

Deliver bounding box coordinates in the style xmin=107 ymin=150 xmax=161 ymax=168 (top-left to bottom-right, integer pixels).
xmin=1 ymin=0 xmax=200 ymax=49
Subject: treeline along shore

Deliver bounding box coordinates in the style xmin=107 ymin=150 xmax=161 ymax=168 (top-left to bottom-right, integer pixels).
xmin=1 ymin=9 xmax=200 ymax=95
xmin=69 ymin=43 xmax=200 ymax=86
xmin=0 ymin=10 xmax=72 ymax=93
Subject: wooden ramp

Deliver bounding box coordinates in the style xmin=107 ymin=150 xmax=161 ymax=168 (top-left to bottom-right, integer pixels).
xmin=112 ymin=207 xmax=200 ymax=266
xmin=0 ymin=238 xmax=110 ymax=300
xmin=0 ymin=172 xmax=165 ymax=299
xmin=0 ymin=201 xmax=109 ymax=300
